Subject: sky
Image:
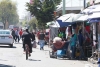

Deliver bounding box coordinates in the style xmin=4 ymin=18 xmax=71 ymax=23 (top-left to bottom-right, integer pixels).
xmin=12 ymin=0 xmax=30 ymax=19
xmin=12 ymin=0 xmax=90 ymax=19
xmin=11 ymin=0 xmax=100 ymax=19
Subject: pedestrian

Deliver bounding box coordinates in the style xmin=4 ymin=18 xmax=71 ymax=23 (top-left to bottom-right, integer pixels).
xmin=15 ymin=29 xmax=20 ymax=42
xmin=70 ymin=34 xmax=77 ymax=59
xmin=31 ymin=30 xmax=36 ymax=48
xmin=11 ymin=29 xmax=16 ymax=42
xmin=19 ymin=29 xmax=23 ymax=39
xmin=22 ymin=28 xmax=33 ymax=55
xmin=38 ymin=30 xmax=45 ymax=50
xmin=78 ymin=29 xmax=85 ymax=59
xmin=31 ymin=30 xmax=35 ymax=41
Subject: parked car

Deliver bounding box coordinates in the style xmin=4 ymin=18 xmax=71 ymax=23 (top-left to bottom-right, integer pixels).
xmin=0 ymin=30 xmax=14 ymax=47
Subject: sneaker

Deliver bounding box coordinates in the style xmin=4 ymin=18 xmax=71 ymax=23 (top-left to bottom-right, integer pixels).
xmin=40 ymin=48 xmax=42 ymax=50
xmin=41 ymin=47 xmax=44 ymax=50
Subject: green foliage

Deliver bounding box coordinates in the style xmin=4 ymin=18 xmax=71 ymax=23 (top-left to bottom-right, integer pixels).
xmin=86 ymin=2 xmax=90 ymax=7
xmin=22 ymin=20 xmax=27 ymax=27
xmin=0 ymin=0 xmax=19 ymax=28
xmin=28 ymin=17 xmax=38 ymax=31
xmin=26 ymin=0 xmax=61 ymax=28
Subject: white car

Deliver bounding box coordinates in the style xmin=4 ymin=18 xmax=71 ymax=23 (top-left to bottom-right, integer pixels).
xmin=0 ymin=30 xmax=14 ymax=47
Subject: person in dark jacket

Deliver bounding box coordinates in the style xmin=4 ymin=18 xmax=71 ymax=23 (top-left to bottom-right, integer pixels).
xmin=38 ymin=30 xmax=45 ymax=50
xmin=31 ymin=31 xmax=35 ymax=41
xmin=78 ymin=29 xmax=85 ymax=59
xmin=11 ymin=29 xmax=16 ymax=42
xmin=22 ymin=29 xmax=33 ymax=55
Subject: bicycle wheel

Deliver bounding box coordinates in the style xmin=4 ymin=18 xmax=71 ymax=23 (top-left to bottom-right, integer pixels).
xmin=25 ymin=44 xmax=28 ymax=60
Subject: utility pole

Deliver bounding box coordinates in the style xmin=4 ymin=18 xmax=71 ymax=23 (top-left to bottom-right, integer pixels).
xmin=98 ymin=22 xmax=100 ymax=67
xmin=83 ymin=0 xmax=86 ymax=9
xmin=62 ymin=0 xmax=65 ymax=15
xmin=82 ymin=0 xmax=86 ymax=37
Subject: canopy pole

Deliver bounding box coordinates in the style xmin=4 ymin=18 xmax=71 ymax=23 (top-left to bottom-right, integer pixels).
xmin=62 ymin=0 xmax=65 ymax=15
xmin=83 ymin=0 xmax=86 ymax=39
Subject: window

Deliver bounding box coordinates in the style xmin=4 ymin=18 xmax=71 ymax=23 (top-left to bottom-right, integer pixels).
xmin=0 ymin=31 xmax=10 ymax=34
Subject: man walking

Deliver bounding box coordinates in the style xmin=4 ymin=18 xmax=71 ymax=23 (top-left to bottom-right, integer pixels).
xmin=19 ymin=29 xmax=23 ymax=39
xmin=11 ymin=29 xmax=16 ymax=42
xmin=38 ymin=30 xmax=45 ymax=50
xmin=15 ymin=29 xmax=20 ymax=42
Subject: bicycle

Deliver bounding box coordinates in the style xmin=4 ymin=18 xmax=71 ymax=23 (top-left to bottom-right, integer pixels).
xmin=25 ymin=44 xmax=30 ymax=60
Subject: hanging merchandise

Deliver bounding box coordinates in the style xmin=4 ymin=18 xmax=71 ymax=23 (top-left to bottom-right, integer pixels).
xmin=65 ymin=26 xmax=72 ymax=40
xmin=85 ymin=22 xmax=91 ymax=34
xmin=58 ymin=32 xmax=63 ymax=38
xmin=65 ymin=27 xmax=68 ymax=39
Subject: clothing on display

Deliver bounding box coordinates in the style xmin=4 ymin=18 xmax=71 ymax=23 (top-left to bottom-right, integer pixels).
xmin=65 ymin=27 xmax=71 ymax=39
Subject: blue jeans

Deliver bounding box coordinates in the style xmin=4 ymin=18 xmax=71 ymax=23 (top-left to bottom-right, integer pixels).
xmin=71 ymin=46 xmax=76 ymax=58
xmin=39 ymin=40 xmax=45 ymax=49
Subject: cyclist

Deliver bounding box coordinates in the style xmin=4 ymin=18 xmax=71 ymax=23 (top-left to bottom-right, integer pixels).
xmin=22 ymin=28 xmax=33 ymax=56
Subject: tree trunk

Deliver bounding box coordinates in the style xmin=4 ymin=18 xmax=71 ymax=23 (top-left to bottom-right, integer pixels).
xmin=5 ymin=21 xmax=8 ymax=29
xmin=3 ymin=21 xmax=6 ymax=29
xmin=3 ymin=20 xmax=8 ymax=29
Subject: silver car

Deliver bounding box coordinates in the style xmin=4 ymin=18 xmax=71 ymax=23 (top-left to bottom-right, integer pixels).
xmin=0 ymin=30 xmax=14 ymax=47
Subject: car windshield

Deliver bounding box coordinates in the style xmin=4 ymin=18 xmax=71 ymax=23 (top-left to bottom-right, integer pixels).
xmin=0 ymin=31 xmax=10 ymax=34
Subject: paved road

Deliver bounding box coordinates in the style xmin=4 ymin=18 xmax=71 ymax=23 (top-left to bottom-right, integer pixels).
xmin=0 ymin=41 xmax=98 ymax=67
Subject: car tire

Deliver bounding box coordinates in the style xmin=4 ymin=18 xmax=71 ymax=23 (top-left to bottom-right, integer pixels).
xmin=10 ymin=44 xmax=13 ymax=48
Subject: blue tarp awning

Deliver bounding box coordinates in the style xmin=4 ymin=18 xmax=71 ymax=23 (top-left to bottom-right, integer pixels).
xmin=89 ymin=18 xmax=100 ymax=23
xmin=57 ymin=20 xmax=72 ymax=27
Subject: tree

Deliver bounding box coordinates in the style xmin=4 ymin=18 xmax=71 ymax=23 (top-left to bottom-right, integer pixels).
xmin=0 ymin=0 xmax=19 ymax=29
xmin=28 ymin=17 xmax=38 ymax=32
xmin=26 ymin=0 xmax=61 ymax=28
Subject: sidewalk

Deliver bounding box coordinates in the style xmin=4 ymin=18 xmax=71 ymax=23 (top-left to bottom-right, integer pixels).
xmin=35 ymin=37 xmax=98 ymax=67
xmin=88 ymin=58 xmax=98 ymax=65
xmin=43 ymin=45 xmax=98 ymax=67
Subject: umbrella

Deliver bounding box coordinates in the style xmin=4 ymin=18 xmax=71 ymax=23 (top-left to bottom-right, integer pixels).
xmin=76 ymin=15 xmax=89 ymax=22
xmin=88 ymin=12 xmax=100 ymax=19
xmin=89 ymin=18 xmax=100 ymax=23
xmin=64 ymin=14 xmax=83 ymax=23
xmin=49 ymin=21 xmax=60 ymax=28
xmin=81 ymin=4 xmax=100 ymax=14
xmin=88 ymin=12 xmax=100 ymax=23
xmin=46 ymin=22 xmax=53 ymax=26
xmin=57 ymin=13 xmax=75 ymax=22
xmin=57 ymin=21 xmax=71 ymax=27
xmin=49 ymin=21 xmax=71 ymax=27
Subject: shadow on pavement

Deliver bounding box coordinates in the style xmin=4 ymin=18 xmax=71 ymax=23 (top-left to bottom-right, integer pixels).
xmin=0 ymin=46 xmax=16 ymax=48
xmin=28 ymin=59 xmax=41 ymax=61
xmin=0 ymin=64 xmax=15 ymax=67
xmin=57 ymin=58 xmax=88 ymax=61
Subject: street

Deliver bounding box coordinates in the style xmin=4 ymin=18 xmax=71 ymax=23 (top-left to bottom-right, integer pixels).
xmin=0 ymin=41 xmax=98 ymax=67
